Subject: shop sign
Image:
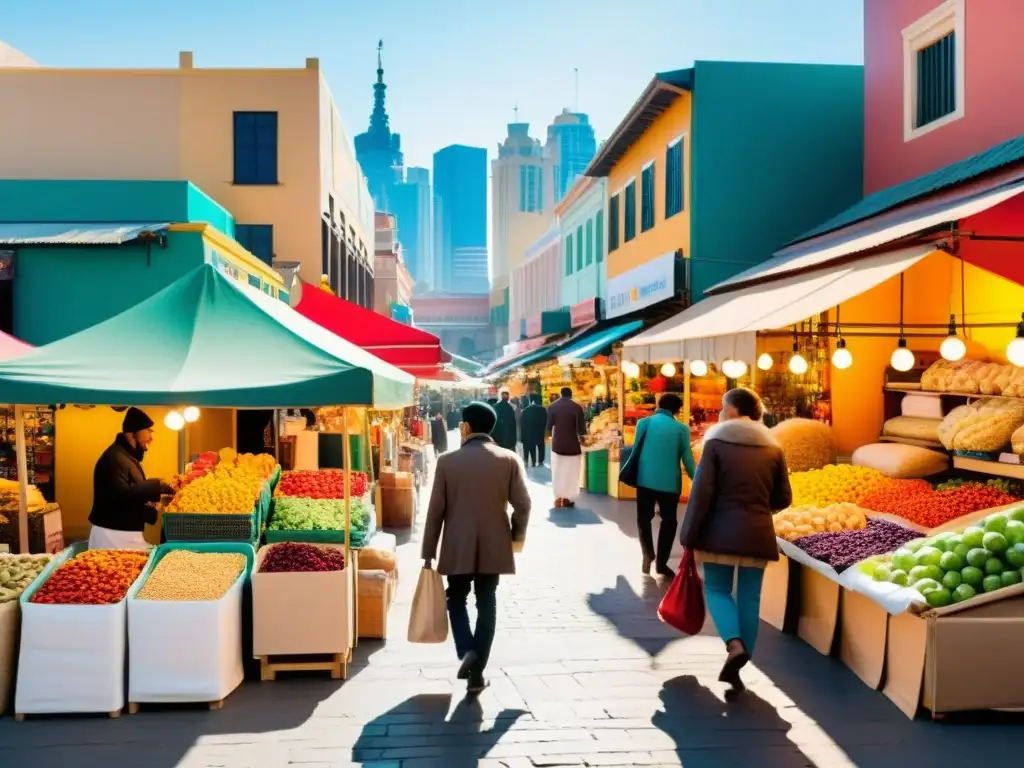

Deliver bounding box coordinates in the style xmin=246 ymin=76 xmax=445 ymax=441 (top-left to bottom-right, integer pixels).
xmin=570 ymin=298 xmax=598 ymax=327
xmin=605 ymin=251 xmax=676 ymax=319
xmin=526 ymin=315 xmax=543 ymax=338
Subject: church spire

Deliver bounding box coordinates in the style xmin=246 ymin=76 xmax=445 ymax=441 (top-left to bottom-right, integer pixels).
xmin=369 ymin=39 xmax=390 ymax=135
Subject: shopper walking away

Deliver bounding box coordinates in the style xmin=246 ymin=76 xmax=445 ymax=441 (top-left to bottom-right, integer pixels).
xmin=492 ymin=391 xmax=518 ymax=453
xmin=621 ymin=393 xmax=696 ymax=578
xmin=422 ymin=402 xmax=531 ymax=693
xmin=520 ymin=394 xmax=548 ymax=467
xmin=679 ymin=388 xmax=792 ymax=699
xmin=88 ymin=407 xmax=174 ymax=550
xmin=546 ymin=387 xmax=586 ymax=508
xmin=430 ymin=411 xmax=448 ymax=455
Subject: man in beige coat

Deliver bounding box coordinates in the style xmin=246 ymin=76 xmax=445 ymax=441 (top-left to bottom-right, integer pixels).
xmin=422 ymin=401 xmax=531 ymax=692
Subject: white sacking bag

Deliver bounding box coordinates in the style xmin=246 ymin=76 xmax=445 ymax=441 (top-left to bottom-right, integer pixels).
xmin=15 ymin=544 xmax=138 ymax=715
xmin=128 ymin=573 xmax=244 ymax=703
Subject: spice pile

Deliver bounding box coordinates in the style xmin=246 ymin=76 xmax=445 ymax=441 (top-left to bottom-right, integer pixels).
xmin=792 ymin=518 xmax=921 ymax=573
xmin=259 ymin=543 xmax=346 ymax=573
xmin=137 ymin=550 xmax=247 ymax=601
xmin=32 ymin=549 xmax=149 ymax=605
xmin=860 ymin=481 xmax=1017 ymax=529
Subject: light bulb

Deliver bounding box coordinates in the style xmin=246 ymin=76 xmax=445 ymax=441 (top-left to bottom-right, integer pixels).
xmin=660 ymin=362 xmax=676 ymax=377
xmin=689 ymin=360 xmax=708 ymax=377
xmin=621 ymin=361 xmax=640 ymax=379
xmin=757 ymin=353 xmax=773 ymax=371
xmin=789 ymin=353 xmax=808 ymax=375
xmin=890 ymin=339 xmax=915 ymax=372
xmin=183 ymin=406 xmax=200 ymax=423
xmin=940 ymin=315 xmax=966 ymax=362
xmin=164 ymin=410 xmax=186 ymax=431
xmin=1008 ymin=314 xmax=1024 ymax=367
xmin=722 ymin=359 xmax=747 ymax=379
xmin=831 ymin=339 xmax=853 ymax=370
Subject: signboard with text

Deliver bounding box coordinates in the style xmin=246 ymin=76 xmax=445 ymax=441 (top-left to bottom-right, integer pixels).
xmin=605 ymin=251 xmax=677 ymax=319
xmin=570 ymin=298 xmax=599 ymax=327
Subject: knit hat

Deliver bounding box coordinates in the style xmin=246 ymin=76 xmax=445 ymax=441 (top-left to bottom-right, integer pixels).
xmin=462 ymin=401 xmax=497 ymax=435
xmin=122 ymin=407 xmax=155 ymax=433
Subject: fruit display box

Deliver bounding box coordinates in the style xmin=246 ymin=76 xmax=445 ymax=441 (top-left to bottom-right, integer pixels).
xmin=15 ymin=543 xmax=153 ymax=716
xmin=252 ymin=543 xmax=353 ymax=658
xmin=163 ymin=480 xmax=273 ymax=543
xmin=127 ymin=542 xmax=254 ymax=706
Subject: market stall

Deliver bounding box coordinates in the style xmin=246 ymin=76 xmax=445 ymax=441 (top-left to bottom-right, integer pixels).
xmin=0 ymin=263 xmax=414 ymax=716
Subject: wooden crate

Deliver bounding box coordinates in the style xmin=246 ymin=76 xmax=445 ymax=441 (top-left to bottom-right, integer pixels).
xmin=358 ymin=573 xmax=391 ymax=640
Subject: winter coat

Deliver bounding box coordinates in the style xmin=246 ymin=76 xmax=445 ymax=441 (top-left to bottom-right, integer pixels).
xmin=545 ymin=397 xmax=586 ymax=456
xmin=421 ymin=434 xmax=531 ymax=575
xmin=430 ymin=417 xmax=448 ymax=453
xmin=679 ymin=418 xmax=792 ymax=562
xmin=622 ymin=409 xmax=697 ymax=494
xmin=520 ymin=404 xmax=547 ymax=445
xmin=89 ymin=434 xmax=167 ymax=533
xmin=493 ymin=400 xmax=518 ymax=451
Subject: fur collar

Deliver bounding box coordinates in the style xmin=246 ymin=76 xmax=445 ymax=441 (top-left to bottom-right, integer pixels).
xmin=704 ymin=418 xmax=778 ymax=448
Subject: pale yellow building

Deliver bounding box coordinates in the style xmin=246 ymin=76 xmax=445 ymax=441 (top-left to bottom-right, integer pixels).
xmin=0 ymin=51 xmax=376 ymax=302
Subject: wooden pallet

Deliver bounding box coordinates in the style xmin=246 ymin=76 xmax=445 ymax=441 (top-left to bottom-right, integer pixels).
xmin=14 ymin=709 xmax=121 ymax=721
xmin=127 ymin=699 xmax=224 ymax=714
xmin=259 ymin=650 xmax=350 ymax=681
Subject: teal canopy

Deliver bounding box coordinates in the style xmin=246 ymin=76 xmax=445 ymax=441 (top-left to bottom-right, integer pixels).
xmin=0 ymin=263 xmax=415 ymax=408
xmin=558 ymin=320 xmax=645 ymax=363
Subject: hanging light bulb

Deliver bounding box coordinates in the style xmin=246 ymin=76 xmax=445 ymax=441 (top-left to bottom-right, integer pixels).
xmin=789 ymin=342 xmax=808 ymax=375
xmin=183 ymin=406 xmax=201 ymax=423
xmin=689 ymin=360 xmax=708 ymax=377
xmin=757 ymin=352 xmax=774 ymax=371
xmin=940 ymin=314 xmax=966 ymax=362
xmin=890 ymin=338 xmax=916 ymax=372
xmin=1007 ymin=313 xmax=1024 ymax=367
xmin=621 ymin=361 xmax=640 ymax=379
xmin=164 ymin=410 xmax=186 ymax=431
xmin=660 ymin=362 xmax=676 ymax=377
xmin=831 ymin=338 xmax=853 ymax=370
xmin=722 ymin=359 xmax=748 ymax=379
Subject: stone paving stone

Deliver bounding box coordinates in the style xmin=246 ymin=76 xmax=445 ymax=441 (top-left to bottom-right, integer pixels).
xmin=2 ymin=446 xmax=1024 ymax=766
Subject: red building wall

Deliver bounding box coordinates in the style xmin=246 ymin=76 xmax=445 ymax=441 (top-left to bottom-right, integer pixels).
xmin=864 ymin=0 xmax=1024 ymax=193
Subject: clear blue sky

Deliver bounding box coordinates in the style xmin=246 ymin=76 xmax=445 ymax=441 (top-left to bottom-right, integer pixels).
xmin=1 ymin=0 xmax=863 ymax=169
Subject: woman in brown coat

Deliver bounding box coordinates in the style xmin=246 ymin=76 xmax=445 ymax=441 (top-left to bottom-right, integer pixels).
xmin=679 ymin=388 xmax=792 ymax=698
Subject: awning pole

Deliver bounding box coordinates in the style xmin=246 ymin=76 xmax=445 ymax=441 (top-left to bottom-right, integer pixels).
xmin=342 ymin=408 xmax=351 ymax=566
xmin=14 ymin=406 xmax=29 ymax=554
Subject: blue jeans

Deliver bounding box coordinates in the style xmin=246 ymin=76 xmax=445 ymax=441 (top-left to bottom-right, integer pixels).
xmin=702 ymin=564 xmax=764 ymax=656
xmin=446 ymin=574 xmax=500 ymax=671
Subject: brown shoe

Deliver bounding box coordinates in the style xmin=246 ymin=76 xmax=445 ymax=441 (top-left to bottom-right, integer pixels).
xmin=554 ymin=498 xmax=564 ymax=508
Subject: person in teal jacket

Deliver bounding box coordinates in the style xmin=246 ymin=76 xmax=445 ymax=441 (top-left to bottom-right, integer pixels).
xmin=625 ymin=393 xmax=697 ymax=577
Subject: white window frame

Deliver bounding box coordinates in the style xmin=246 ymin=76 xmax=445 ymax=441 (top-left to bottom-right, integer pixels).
xmin=902 ymin=0 xmax=966 ymax=142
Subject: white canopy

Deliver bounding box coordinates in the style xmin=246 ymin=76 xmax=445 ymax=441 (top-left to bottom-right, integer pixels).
xmin=622 ymin=245 xmax=936 ymax=364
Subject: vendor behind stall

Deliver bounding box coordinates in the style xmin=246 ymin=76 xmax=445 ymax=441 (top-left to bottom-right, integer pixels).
xmin=87 ymin=407 xmax=173 ymax=550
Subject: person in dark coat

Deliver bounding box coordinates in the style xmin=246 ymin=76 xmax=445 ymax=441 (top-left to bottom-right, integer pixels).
xmin=492 ymin=391 xmax=518 ymax=452
xmin=520 ymin=394 xmax=548 ymax=468
xmin=546 ymin=387 xmax=587 ymax=507
xmin=680 ymin=388 xmax=792 ymax=699
xmin=88 ymin=407 xmax=174 ymax=550
xmin=430 ymin=411 xmax=449 ymax=455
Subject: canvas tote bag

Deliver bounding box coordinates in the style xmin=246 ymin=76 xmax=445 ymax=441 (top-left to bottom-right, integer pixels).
xmin=407 ymin=566 xmax=449 ymax=643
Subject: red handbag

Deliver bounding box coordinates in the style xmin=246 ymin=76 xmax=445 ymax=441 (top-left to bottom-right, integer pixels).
xmin=657 ymin=549 xmax=706 ymax=635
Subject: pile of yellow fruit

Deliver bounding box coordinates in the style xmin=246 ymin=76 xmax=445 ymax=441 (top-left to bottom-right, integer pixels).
xmin=789 ymin=464 xmax=890 ymax=507
xmin=165 ymin=464 xmax=263 ymax=515
xmin=773 ymin=503 xmax=868 ymax=541
xmin=219 ymin=447 xmax=277 ymax=479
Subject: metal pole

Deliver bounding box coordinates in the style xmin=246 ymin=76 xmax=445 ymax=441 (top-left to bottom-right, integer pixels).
xmin=14 ymin=406 xmax=29 ymax=554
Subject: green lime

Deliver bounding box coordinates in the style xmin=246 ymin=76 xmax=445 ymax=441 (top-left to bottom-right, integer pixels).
xmin=872 ymin=565 xmax=891 ymax=582
xmin=1002 ymin=570 xmax=1023 ymax=588
xmin=983 ymin=532 xmax=1009 ymax=554
xmin=888 ymin=569 xmax=909 ymax=586
xmin=985 ymin=514 xmax=1009 ymax=534
xmin=952 ymin=583 xmax=977 ymax=603
xmin=939 ymin=551 xmax=965 ymax=572
xmin=966 ymin=548 xmax=991 ymax=568
xmin=983 ymin=574 xmax=1004 ymax=593
xmin=1006 ymin=543 xmax=1024 ymax=569
xmin=953 ymin=542 xmax=972 ymax=560
xmin=1005 ymin=520 xmax=1024 ymax=547
xmin=892 ymin=550 xmax=916 ymax=572
xmin=925 ymin=587 xmax=953 ymax=607
xmin=915 ymin=547 xmax=943 ymax=567
xmin=913 ymin=578 xmax=941 ymax=594
xmin=986 ymin=557 xmax=1006 ymax=576
xmin=962 ymin=527 xmax=986 ymax=548
xmin=961 ymin=566 xmax=984 ymax=587
xmin=905 ymin=538 xmax=927 ymax=553
xmin=941 ymin=570 xmax=962 ymax=589
xmin=1010 ymin=506 xmax=1024 ymax=524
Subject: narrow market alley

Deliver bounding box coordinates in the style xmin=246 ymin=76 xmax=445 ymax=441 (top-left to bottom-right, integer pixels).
xmin=2 ymin=438 xmax=1024 ymax=768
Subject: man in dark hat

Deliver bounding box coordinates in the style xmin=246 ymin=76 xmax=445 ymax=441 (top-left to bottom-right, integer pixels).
xmin=520 ymin=393 xmax=548 ymax=468
xmin=422 ymin=401 xmax=531 ymax=694
xmin=492 ymin=390 xmax=518 ymax=453
xmin=88 ymin=407 xmax=173 ymax=550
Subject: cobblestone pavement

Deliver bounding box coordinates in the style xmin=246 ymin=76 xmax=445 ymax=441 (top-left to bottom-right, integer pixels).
xmin=3 ymin=440 xmax=1024 ymax=767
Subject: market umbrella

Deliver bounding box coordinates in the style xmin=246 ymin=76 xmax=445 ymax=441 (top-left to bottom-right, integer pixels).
xmin=0 ymin=263 xmax=415 ymax=409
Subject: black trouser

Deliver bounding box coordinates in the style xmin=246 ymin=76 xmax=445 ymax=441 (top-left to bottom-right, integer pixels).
xmin=636 ymin=486 xmax=680 ymax=569
xmin=446 ymin=574 xmax=500 ymax=672
xmin=522 ymin=439 xmax=545 ymax=466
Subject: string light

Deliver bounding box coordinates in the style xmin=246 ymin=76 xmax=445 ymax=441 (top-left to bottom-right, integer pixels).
xmin=940 ymin=314 xmax=966 ymax=362
xmin=890 ymin=338 xmax=915 ymax=372
xmin=789 ymin=341 xmax=808 ymax=375
xmin=689 ymin=360 xmax=708 ymax=377
xmin=660 ymin=362 xmax=676 ymax=377
xmin=831 ymin=338 xmax=853 ymax=370
xmin=183 ymin=406 xmax=201 ymax=423
xmin=164 ymin=410 xmax=186 ymax=431
xmin=757 ymin=353 xmax=773 ymax=371
xmin=721 ymin=359 xmax=747 ymax=379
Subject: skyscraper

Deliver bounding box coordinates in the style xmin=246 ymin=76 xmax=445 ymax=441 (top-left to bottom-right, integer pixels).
xmin=546 ymin=110 xmax=597 ymax=204
xmin=432 ymin=144 xmax=487 ymax=293
xmin=392 ymin=166 xmax=432 ymax=290
xmin=354 ymin=41 xmax=403 ymax=212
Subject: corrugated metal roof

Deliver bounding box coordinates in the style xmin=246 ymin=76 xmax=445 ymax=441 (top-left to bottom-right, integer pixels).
xmin=584 ymin=69 xmax=693 ymax=178
xmin=0 ymin=222 xmax=169 ymax=245
xmin=790 ymin=131 xmax=1024 ymax=245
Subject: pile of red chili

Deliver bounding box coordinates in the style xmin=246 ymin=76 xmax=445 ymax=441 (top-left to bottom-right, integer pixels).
xmin=860 ymin=480 xmax=1018 ymax=529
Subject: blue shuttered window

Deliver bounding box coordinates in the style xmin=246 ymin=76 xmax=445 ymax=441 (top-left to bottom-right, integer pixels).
xmin=595 ymin=210 xmax=604 ymax=263
xmin=641 ymin=163 xmax=655 ymax=232
xmin=608 ymin=194 xmax=620 ymax=252
xmin=565 ymin=234 xmax=574 ymax=276
xmin=236 ymin=224 xmax=274 ymax=265
xmin=916 ymin=32 xmax=956 ymax=129
xmin=233 ymin=112 xmax=278 ymax=185
xmin=624 ymin=181 xmax=637 ymax=242
xmin=576 ymin=225 xmax=584 ymax=270
xmin=665 ymin=139 xmax=684 ymax=219
xmin=585 ymin=219 xmax=594 ymax=266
